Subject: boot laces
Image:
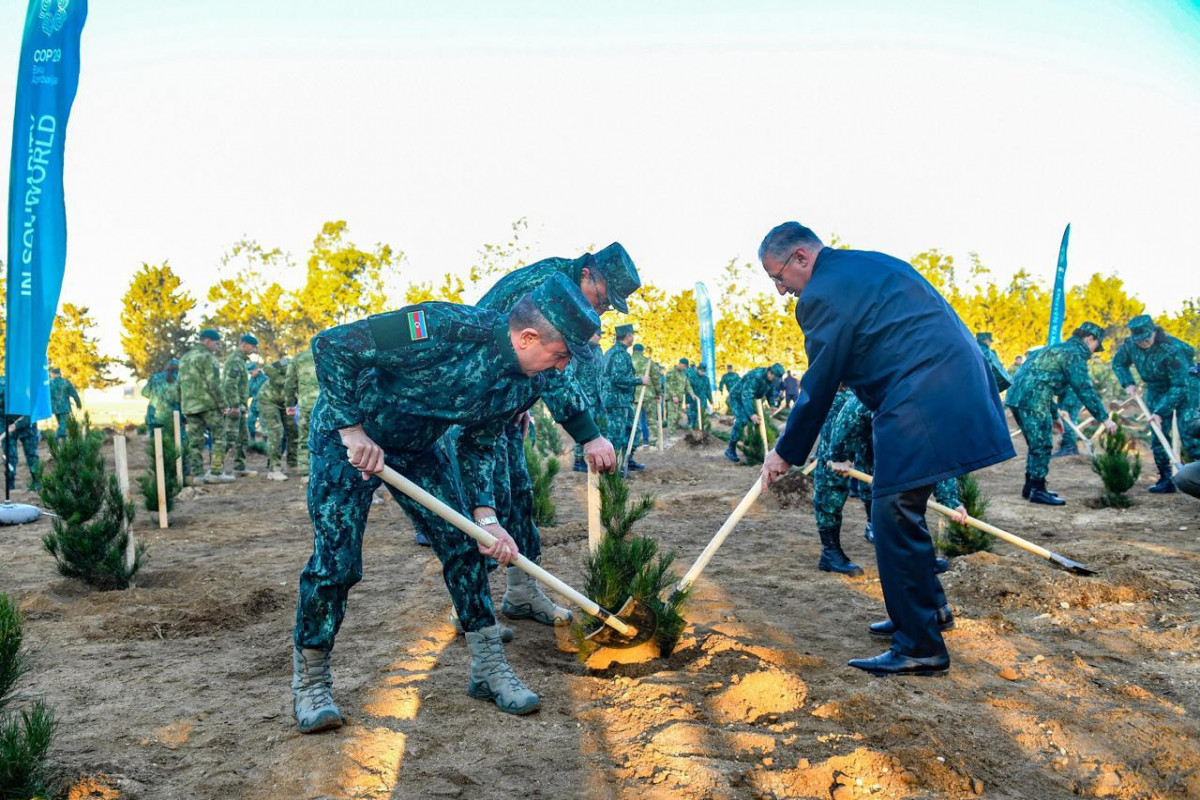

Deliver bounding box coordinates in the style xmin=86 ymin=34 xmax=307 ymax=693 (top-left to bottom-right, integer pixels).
xmin=479 ymin=638 xmax=526 ymax=694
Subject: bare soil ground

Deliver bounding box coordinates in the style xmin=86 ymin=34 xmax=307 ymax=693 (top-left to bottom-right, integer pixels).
xmin=3 ymin=420 xmax=1199 ymax=800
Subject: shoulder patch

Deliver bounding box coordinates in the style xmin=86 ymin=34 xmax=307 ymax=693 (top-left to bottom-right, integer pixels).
xmin=369 ymin=308 xmax=436 ymax=350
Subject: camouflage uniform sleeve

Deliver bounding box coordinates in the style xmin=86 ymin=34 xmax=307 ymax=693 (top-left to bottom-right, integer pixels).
xmin=987 ymin=349 xmax=1012 ymax=392
xmin=68 ymin=380 xmax=81 ymax=408
xmin=830 ymin=401 xmax=872 ymax=464
xmin=541 ymin=370 xmax=601 ymax=444
xmin=730 ymin=375 xmax=757 ymax=419
xmin=456 ymin=418 xmax=509 ymax=509
xmin=1064 ymin=351 xmax=1108 ymax=423
xmin=140 ymin=380 xmax=153 ymax=400
xmin=1152 ymin=340 xmax=1193 ymax=419
xmin=933 ymin=477 xmax=960 ymax=507
xmin=284 ymin=360 xmax=300 ymax=408
xmin=205 ymin=353 xmax=225 ymax=409
xmin=1111 ymin=342 xmax=1136 ymax=388
xmin=221 ymin=355 xmax=241 ymax=407
xmin=311 ymin=320 xmax=380 ymax=430
xmin=608 ymin=351 xmax=642 ymax=392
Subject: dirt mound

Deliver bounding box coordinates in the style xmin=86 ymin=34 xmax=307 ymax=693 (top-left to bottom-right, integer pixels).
xmin=760 ymin=469 xmax=812 ymax=508
xmin=947 ymin=551 xmax=1156 ymax=612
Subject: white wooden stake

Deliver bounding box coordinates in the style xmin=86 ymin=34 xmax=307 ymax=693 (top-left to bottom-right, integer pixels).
xmin=657 ymin=395 xmax=664 ymax=453
xmin=154 ymin=427 xmax=169 ymax=529
xmin=113 ymin=435 xmax=138 ymax=575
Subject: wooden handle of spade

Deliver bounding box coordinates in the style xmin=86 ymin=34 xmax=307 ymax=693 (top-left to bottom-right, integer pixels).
xmin=624 ymin=358 xmax=653 ymax=464
xmin=1132 ymin=395 xmax=1183 ymax=472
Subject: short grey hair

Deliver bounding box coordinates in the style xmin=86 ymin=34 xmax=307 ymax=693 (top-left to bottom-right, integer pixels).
xmin=509 ymin=295 xmax=565 ymax=344
xmin=758 ymin=222 xmax=823 ymax=263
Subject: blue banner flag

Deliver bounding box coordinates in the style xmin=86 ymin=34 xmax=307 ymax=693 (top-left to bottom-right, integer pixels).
xmin=6 ymin=0 xmax=88 ymax=418
xmin=694 ymin=282 xmax=716 ymax=390
xmin=1046 ymin=223 xmax=1070 ymax=346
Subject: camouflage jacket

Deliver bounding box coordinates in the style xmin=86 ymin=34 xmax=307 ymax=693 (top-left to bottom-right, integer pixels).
xmin=565 ymin=342 xmax=605 ymax=415
xmin=664 ymin=367 xmax=690 ymax=401
xmin=257 ymin=361 xmax=289 ymax=407
xmin=1112 ymin=330 xmax=1196 ymax=418
xmin=719 ymin=370 xmax=741 ymax=395
xmin=49 ymin=376 xmax=81 ymax=414
xmin=476 ymin=256 xmax=598 ymax=443
xmin=978 ymin=342 xmax=1012 ymax=393
xmin=222 ymin=350 xmax=250 ymax=407
xmin=140 ymin=371 xmax=180 ymax=426
xmin=630 ymin=352 xmax=661 ymax=399
xmin=826 ymin=393 xmax=960 ymax=505
xmin=601 ymin=343 xmax=641 ymax=409
xmin=248 ymin=372 xmax=267 ymax=411
xmin=310 ymin=302 xmax=555 ymax=510
xmin=285 ymin=348 xmax=319 ymax=411
xmin=1005 ymin=337 xmax=1107 ymax=422
xmin=686 ymin=368 xmax=712 ymax=405
xmin=729 ymin=367 xmax=776 ymax=419
xmin=178 ymin=344 xmax=223 ymax=415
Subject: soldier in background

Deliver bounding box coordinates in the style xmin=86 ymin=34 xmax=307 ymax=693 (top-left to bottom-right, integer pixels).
xmin=630 ymin=343 xmax=661 ymax=449
xmin=247 ymin=363 xmax=267 ymax=440
xmin=141 ymin=359 xmax=181 ymax=431
xmin=602 ymin=323 xmax=649 ymax=474
xmin=258 ymin=357 xmax=293 ymax=481
xmin=724 ymin=363 xmax=784 ymax=463
xmin=48 ymin=367 xmax=82 ymax=439
xmin=690 ymin=363 xmax=714 ymax=426
xmin=220 ymin=334 xmax=258 ymax=478
xmin=179 ymin=330 xmax=235 ymax=484
xmin=664 ymin=359 xmax=691 ymax=430
xmin=0 ymin=378 xmax=40 ymax=492
xmin=975 ymin=332 xmax=1012 ymax=394
xmin=286 ymin=346 xmax=319 ymax=477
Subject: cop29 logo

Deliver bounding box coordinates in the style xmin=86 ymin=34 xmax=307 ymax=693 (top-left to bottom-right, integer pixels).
xmin=39 ymin=0 xmax=70 ymax=37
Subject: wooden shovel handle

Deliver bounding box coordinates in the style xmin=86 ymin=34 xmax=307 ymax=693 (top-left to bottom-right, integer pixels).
xmin=378 ymin=465 xmax=632 ymax=636
xmin=837 ymin=464 xmax=1060 ymax=562
xmin=1057 ymin=411 xmax=1095 ymax=456
xmin=1132 ymin=395 xmax=1183 ymax=472
xmin=624 ymin=359 xmax=653 ymax=463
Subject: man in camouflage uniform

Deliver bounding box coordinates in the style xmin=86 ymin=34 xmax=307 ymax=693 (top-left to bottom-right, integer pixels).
xmin=286 ymin=346 xmax=319 ymax=476
xmin=603 ymin=324 xmax=649 ymax=474
xmin=1112 ymin=314 xmax=1200 ymax=492
xmin=664 ymin=359 xmax=691 ymax=430
xmin=0 ymin=378 xmax=40 ymax=492
xmin=566 ymin=334 xmax=605 ymax=472
xmin=688 ymin=363 xmax=714 ymax=427
xmin=291 ymin=274 xmax=601 ymax=732
xmin=247 ymin=363 xmax=267 ymax=439
xmin=141 ymin=359 xmax=180 ymax=430
xmin=179 ymin=330 xmax=235 ymax=484
xmin=976 ymin=332 xmax=1012 ymax=394
xmin=719 ymin=364 xmax=740 ymax=402
xmin=219 ymin=334 xmax=258 ymax=477
xmin=630 ymin=343 xmax=661 ymax=448
xmin=725 ymin=363 xmax=785 ymax=462
xmin=1052 ymin=387 xmax=1084 ymax=458
xmin=258 ymin=357 xmax=294 ymax=481
xmin=48 ymin=367 xmax=82 ymax=439
xmin=1006 ymin=322 xmax=1116 ymax=504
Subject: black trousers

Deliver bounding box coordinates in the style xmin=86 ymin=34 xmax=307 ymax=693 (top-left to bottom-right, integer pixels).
xmin=871 ymin=484 xmax=949 ymax=658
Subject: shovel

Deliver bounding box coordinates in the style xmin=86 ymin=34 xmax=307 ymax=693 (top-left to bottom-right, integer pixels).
xmin=665 ymin=477 xmax=764 ymax=605
xmin=1058 ymin=411 xmax=1095 ymax=457
xmin=377 ymin=465 xmax=656 ymax=647
xmin=623 ymin=359 xmax=653 ymax=465
xmin=1132 ymin=395 xmax=1184 ymax=474
xmin=835 ymin=464 xmax=1096 ymax=576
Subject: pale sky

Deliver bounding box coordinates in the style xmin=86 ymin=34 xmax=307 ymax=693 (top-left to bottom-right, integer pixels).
xmin=3 ymin=1 xmax=1199 ymax=355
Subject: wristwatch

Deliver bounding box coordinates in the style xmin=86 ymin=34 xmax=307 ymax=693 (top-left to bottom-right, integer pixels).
xmin=475 ymin=515 xmax=499 ymax=527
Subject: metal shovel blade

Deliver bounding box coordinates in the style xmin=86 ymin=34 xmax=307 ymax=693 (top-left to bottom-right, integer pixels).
xmin=584 ymin=596 xmax=658 ymax=649
xmin=1047 ymin=553 xmax=1096 ymax=577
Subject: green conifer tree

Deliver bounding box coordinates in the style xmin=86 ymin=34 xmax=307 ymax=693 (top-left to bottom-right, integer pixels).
xmin=936 ymin=474 xmax=994 ymax=556
xmin=1091 ymin=417 xmax=1141 ymax=508
xmin=523 ymin=437 xmax=559 ymax=526
xmin=0 ymin=592 xmax=55 ymax=799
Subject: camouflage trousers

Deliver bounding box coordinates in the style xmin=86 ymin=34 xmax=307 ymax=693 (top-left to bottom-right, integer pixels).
xmin=727 ymin=412 xmax=751 ymax=451
xmin=262 ymin=403 xmax=298 ymax=472
xmin=219 ymin=412 xmax=249 ymax=472
xmin=54 ymin=412 xmax=71 ymax=439
xmin=637 ymin=394 xmax=661 ymax=446
xmin=665 ymin=396 xmax=686 ymax=429
xmin=5 ymin=426 xmax=40 ymax=490
xmin=1011 ymin=406 xmax=1053 ymax=480
xmin=294 ymin=434 xmax=497 ymax=650
xmin=1058 ymin=395 xmax=1084 ymax=448
xmin=296 ymin=402 xmax=314 ymax=475
xmin=184 ymin=408 xmax=225 ymax=477
xmin=1145 ymin=388 xmax=1200 ymax=471
xmin=605 ymin=405 xmax=636 ymax=466
xmin=812 ymin=462 xmax=853 ymax=531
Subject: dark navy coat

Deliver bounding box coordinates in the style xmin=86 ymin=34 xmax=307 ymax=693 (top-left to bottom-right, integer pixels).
xmin=775 ymin=248 xmax=1015 ymax=496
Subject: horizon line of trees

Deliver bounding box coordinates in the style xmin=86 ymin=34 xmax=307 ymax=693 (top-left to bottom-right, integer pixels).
xmin=0 ymin=219 xmax=1196 ymax=390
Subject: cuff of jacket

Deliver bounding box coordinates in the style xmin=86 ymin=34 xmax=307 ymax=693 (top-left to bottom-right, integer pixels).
xmin=772 ymin=429 xmax=811 ymax=467
xmin=561 ymin=411 xmax=600 ymax=444
xmin=470 ymin=491 xmax=497 ymax=511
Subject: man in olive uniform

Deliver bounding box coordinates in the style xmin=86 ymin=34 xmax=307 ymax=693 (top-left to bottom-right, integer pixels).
xmin=976 ymin=332 xmax=1012 ymax=394
xmin=725 ymin=363 xmax=785 ymax=462
xmin=286 ymin=347 xmax=319 ymax=476
xmin=630 ymin=343 xmax=661 ymax=448
xmin=1112 ymin=314 xmax=1200 ymax=492
xmin=292 ymin=274 xmax=600 ymax=732
xmin=1006 ymin=322 xmax=1116 ymax=504
xmin=179 ymin=330 xmax=235 ymax=483
xmin=603 ymin=324 xmax=650 ymax=474
xmin=142 ymin=359 xmax=180 ymax=430
xmin=259 ymin=357 xmax=293 ymax=480
xmin=247 ymin=363 xmax=267 ymax=440
xmin=219 ymin=334 xmax=258 ymax=477
xmin=48 ymin=367 xmax=82 ymax=439
xmin=664 ymin=359 xmax=691 ymax=430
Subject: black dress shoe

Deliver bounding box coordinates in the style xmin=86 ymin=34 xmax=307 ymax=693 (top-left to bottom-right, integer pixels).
xmin=933 ymin=557 xmax=950 ymax=574
xmin=1149 ymin=473 xmax=1177 ymax=494
xmin=848 ymin=649 xmax=950 ymax=676
xmin=869 ymin=605 xmax=954 ymax=638
xmin=1029 ymin=486 xmax=1066 ymax=505
xmin=628 ymin=459 xmax=646 ymax=471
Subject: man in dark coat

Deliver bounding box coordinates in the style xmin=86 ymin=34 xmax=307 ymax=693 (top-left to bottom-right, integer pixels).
xmin=758 ymin=221 xmax=1015 ymax=677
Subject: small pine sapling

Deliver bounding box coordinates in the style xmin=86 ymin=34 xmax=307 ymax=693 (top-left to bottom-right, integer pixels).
xmin=138 ymin=431 xmax=183 ymax=512
xmin=1091 ymin=416 xmax=1141 ymax=508
xmin=531 ymin=402 xmax=562 ymax=458
xmin=523 ymin=437 xmax=560 ymax=527
xmin=936 ymin=474 xmax=993 ymax=556
xmin=0 ymin=592 xmax=56 ymax=800
xmin=574 ymin=473 xmax=689 ymax=658
xmin=737 ymin=413 xmax=779 ymax=465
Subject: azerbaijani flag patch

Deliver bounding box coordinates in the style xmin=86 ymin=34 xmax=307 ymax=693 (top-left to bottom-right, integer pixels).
xmin=407 ymin=310 xmax=430 ymax=341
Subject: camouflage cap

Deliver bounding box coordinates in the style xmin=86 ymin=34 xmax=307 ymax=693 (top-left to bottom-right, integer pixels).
xmin=679 ymin=358 xmax=689 ymax=366
xmin=1075 ymin=321 xmax=1106 ymax=352
xmin=49 ymin=367 xmax=61 ymax=375
xmin=529 ymin=272 xmax=602 ymax=362
xmin=592 ymin=242 xmax=641 ymax=314
xmin=975 ymin=331 xmax=993 ymax=343
xmin=199 ymin=328 xmax=221 ymax=341
xmin=167 ymin=358 xmax=180 ymax=369
xmin=769 ymin=362 xmax=785 ymax=378
xmin=240 ymin=333 xmax=259 ymax=346
xmin=247 ymin=362 xmax=259 ymax=372
xmin=615 ymin=323 xmax=635 ymax=338
xmin=632 ymin=343 xmax=645 ymax=351
xmin=1127 ymin=314 xmax=1155 ymax=343
xmin=697 ymin=363 xmax=707 ymax=372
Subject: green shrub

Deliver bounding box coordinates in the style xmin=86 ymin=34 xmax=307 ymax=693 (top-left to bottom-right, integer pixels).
xmin=1091 ymin=416 xmax=1141 ymax=508
xmin=936 ymin=474 xmax=993 ymax=556
xmin=40 ymin=416 xmax=143 ymax=590
xmin=523 ymin=437 xmax=560 ymax=527
xmin=0 ymin=593 xmax=55 ymax=800
xmin=573 ymin=473 xmax=688 ymax=658
xmin=531 ymin=402 xmax=562 ymax=458
xmin=138 ymin=431 xmax=183 ymax=512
